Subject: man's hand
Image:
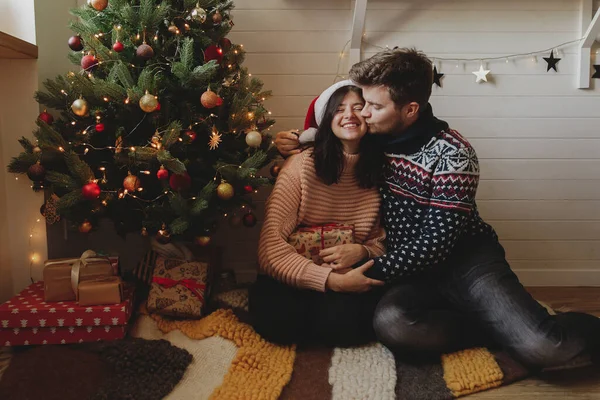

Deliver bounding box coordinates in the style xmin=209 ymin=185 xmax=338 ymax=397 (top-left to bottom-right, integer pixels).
xmin=325 ymin=260 xmax=385 ymax=293
xmin=275 ymin=130 xmax=302 ymax=157
xmin=320 ymin=244 xmax=368 ymax=270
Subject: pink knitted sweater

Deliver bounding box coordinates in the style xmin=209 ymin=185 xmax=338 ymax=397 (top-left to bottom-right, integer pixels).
xmin=257 ymin=149 xmax=386 ymax=292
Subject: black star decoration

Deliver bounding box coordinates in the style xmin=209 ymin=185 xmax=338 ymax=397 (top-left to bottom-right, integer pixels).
xmin=593 ymin=65 xmax=600 ymax=79
xmin=543 ymin=50 xmax=561 ymax=72
xmin=433 ymin=65 xmax=444 ymax=87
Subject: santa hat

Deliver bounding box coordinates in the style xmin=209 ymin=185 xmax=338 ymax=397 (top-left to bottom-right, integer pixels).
xmin=298 ymin=79 xmax=355 ymax=144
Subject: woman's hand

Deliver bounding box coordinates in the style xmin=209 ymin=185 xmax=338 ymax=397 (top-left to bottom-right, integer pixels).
xmin=325 ymin=260 xmax=385 ymax=293
xmin=274 ymin=130 xmax=301 ymax=157
xmin=320 ymin=244 xmax=368 ymax=270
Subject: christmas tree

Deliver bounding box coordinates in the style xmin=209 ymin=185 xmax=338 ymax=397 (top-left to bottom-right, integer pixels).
xmin=7 ymin=0 xmax=277 ymax=243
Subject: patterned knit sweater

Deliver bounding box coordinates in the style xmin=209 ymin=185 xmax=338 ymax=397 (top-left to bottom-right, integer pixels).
xmin=367 ymin=105 xmax=498 ymax=283
xmin=258 ymin=149 xmax=386 ymax=292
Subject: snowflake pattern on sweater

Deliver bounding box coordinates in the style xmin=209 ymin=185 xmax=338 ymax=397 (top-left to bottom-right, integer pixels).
xmin=371 ymin=129 xmax=498 ymax=282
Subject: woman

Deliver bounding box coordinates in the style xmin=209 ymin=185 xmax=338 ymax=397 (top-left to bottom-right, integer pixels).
xmin=249 ymin=81 xmax=387 ymax=347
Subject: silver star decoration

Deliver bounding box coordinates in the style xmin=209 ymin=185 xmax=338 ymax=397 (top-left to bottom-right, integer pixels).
xmin=472 ymin=65 xmax=491 ymax=83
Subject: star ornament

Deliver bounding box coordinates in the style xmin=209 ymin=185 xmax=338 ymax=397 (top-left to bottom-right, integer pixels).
xmin=208 ymin=131 xmax=222 ymax=150
xmin=472 ymin=65 xmax=490 ymax=83
xmin=543 ymin=50 xmax=561 ymax=72
xmin=433 ymin=65 xmax=444 ymax=87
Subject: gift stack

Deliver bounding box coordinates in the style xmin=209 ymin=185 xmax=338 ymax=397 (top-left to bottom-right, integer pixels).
xmin=287 ymin=223 xmax=355 ymax=265
xmin=0 ymin=250 xmax=134 ymax=346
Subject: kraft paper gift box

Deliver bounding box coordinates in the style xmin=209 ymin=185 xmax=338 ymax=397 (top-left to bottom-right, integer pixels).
xmin=287 ymin=223 xmax=355 ymax=265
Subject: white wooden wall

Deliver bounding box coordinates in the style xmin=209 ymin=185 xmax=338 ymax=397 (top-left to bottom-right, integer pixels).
xmin=217 ymin=0 xmax=600 ymax=286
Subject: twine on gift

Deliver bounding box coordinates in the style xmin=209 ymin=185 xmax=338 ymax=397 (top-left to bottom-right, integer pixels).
xmin=152 ymin=277 xmax=206 ymax=302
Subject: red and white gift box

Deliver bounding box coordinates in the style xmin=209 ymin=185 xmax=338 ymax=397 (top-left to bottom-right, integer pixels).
xmin=0 ymin=281 xmax=134 ymax=346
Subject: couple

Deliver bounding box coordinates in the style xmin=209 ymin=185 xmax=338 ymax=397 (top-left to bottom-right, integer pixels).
xmin=250 ymin=48 xmax=600 ymax=369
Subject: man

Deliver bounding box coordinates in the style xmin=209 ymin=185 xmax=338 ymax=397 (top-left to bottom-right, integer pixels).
xmin=274 ymin=48 xmax=600 ymax=369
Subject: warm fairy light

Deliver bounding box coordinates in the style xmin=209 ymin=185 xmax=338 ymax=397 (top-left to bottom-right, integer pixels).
xmin=58 ymin=147 xmax=65 ymax=152
xmin=124 ymin=97 xmax=130 ymax=104
xmin=71 ymin=122 xmax=76 ymax=125
xmin=137 ymin=187 xmax=144 ymax=192
xmin=130 ymin=147 xmax=136 ymax=152
xmin=234 ymin=50 xmax=238 ymax=54
xmin=61 ymin=90 xmax=67 ymax=95
xmin=268 ymin=111 xmax=272 ymax=115
xmin=103 ymin=97 xmax=109 ymax=102
xmin=36 ymin=219 xmax=40 ymax=223
xmin=228 ymin=64 xmax=232 ymax=68
xmin=31 ymin=253 xmax=39 ymax=262
xmin=116 ymin=25 xmax=122 ymax=30
xmin=247 ymin=112 xmax=254 ymax=119
xmin=84 ymin=148 xmax=90 ymax=154
xmin=136 ymin=33 xmax=141 ymax=40
xmin=102 ymin=200 xmax=108 ymax=206
xmin=99 ymin=167 xmax=106 ymax=171
xmin=141 ymin=170 xmax=151 ymax=175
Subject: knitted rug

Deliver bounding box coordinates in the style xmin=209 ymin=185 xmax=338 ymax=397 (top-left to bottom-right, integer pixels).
xmin=129 ymin=289 xmax=541 ymax=400
xmin=0 ymin=337 xmax=192 ymax=400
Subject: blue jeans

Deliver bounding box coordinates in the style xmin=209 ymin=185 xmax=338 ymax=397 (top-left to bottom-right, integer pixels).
xmin=373 ymin=237 xmax=600 ymax=368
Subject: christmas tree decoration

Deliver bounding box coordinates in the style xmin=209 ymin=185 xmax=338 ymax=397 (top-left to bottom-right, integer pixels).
xmin=42 ymin=194 xmax=61 ymax=225
xmin=68 ymin=35 xmax=83 ymax=51
xmin=156 ymin=224 xmax=171 ymax=244
xmin=543 ymin=50 xmax=561 ymax=72
xmin=38 ymin=110 xmax=54 ymax=125
xmin=141 ymin=227 xmax=148 ymax=236
xmin=79 ymin=220 xmax=93 ymax=233
xmin=204 ymin=45 xmax=223 ymax=63
xmin=185 ymin=129 xmax=197 ymax=142
xmin=112 ymin=41 xmax=124 ymax=53
xmin=270 ymin=163 xmax=281 ymax=177
xmin=195 ymin=236 xmax=211 ymax=246
xmin=123 ymin=173 xmax=140 ymax=192
xmin=6 ymin=0 xmax=276 ymax=241
xmin=208 ymin=131 xmax=222 ymax=150
xmin=139 ymin=91 xmax=159 ymax=113
xmin=217 ymin=182 xmax=234 ymax=200
xmin=243 ymin=185 xmax=253 ymax=194
xmin=200 ymin=89 xmax=221 ymax=108
xmin=89 ymin=0 xmax=108 ymax=11
xmin=27 ymin=162 xmax=46 ymax=182
xmin=71 ymin=98 xmax=89 ymax=116
xmin=190 ymin=4 xmax=207 ymax=23
xmin=433 ymin=65 xmax=444 ymax=88
xmin=169 ymin=172 xmax=191 ymax=191
xmin=136 ymin=43 xmax=154 ymax=60
xmin=212 ymin=10 xmax=223 ymax=24
xmin=82 ymin=182 xmax=101 ymax=200
xmin=157 ymin=166 xmax=169 ymax=180
xmin=219 ymin=37 xmax=232 ymax=52
xmin=245 ymin=130 xmax=262 ymax=148
xmin=242 ymin=212 xmax=257 ymax=227
xmin=472 ymin=64 xmax=491 ymax=83
xmin=81 ymin=54 xmax=98 ymax=71
xmin=593 ymin=65 xmax=600 ymax=79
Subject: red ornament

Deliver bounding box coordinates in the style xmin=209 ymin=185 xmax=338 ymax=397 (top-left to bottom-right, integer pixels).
xmin=81 ymin=54 xmax=98 ymax=71
xmin=82 ymin=182 xmax=101 ymax=200
xmin=112 ymin=41 xmax=124 ymax=52
xmin=215 ymin=97 xmax=223 ymax=106
xmin=38 ymin=110 xmax=54 ymax=125
xmin=95 ymin=123 xmax=105 ymax=132
xmin=243 ymin=185 xmax=253 ymax=194
xmin=157 ymin=166 xmax=169 ymax=180
xmin=68 ymin=36 xmax=83 ymax=51
xmin=155 ymin=102 xmax=161 ymax=111
xmin=204 ymin=45 xmax=223 ymax=63
xmin=219 ymin=37 xmax=232 ymax=52
xmin=243 ymin=212 xmax=257 ymax=228
xmin=185 ymin=130 xmax=197 ymax=142
xmin=169 ymin=172 xmax=191 ymax=191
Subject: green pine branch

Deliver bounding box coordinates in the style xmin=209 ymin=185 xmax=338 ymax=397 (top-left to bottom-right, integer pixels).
xmin=65 ymin=151 xmax=94 ymax=184
xmin=46 ymin=171 xmax=79 ymax=191
xmin=157 ymin=150 xmax=186 ymax=174
xmin=57 ymin=190 xmax=84 ymax=214
xmin=161 ymin=121 xmax=182 ymax=149
xmin=7 ymin=153 xmax=37 ymax=174
xmin=18 ymin=137 xmax=34 ymax=152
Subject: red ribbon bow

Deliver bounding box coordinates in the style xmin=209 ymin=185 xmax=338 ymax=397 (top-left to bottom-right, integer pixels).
xmin=152 ymin=277 xmax=206 ymax=302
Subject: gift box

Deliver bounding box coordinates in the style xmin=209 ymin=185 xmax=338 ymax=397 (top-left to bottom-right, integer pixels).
xmin=147 ymin=257 xmax=209 ymax=319
xmin=287 ymin=223 xmax=355 ymax=265
xmin=43 ymin=250 xmax=116 ymax=302
xmin=0 ymin=281 xmax=133 ymax=329
xmin=1 ymin=325 xmax=128 ymax=347
xmin=78 ymin=276 xmax=123 ymax=306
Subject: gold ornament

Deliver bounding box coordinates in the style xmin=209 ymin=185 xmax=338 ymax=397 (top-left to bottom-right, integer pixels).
xmin=200 ymin=89 xmax=220 ymax=108
xmin=71 ymin=98 xmax=89 ymax=117
xmin=123 ymin=173 xmax=141 ymax=192
xmin=195 ymin=236 xmax=211 ymax=247
xmin=139 ymin=91 xmax=159 ymax=113
xmin=89 ymin=0 xmax=108 ymax=11
xmin=212 ymin=10 xmax=223 ymax=24
xmin=156 ymin=224 xmax=171 ymax=244
xmin=245 ymin=130 xmax=262 ymax=148
xmin=168 ymin=24 xmax=179 ymax=34
xmin=79 ymin=220 xmax=93 ymax=233
xmin=136 ymin=43 xmax=154 ymax=60
xmin=217 ymin=182 xmax=234 ymax=200
xmin=190 ymin=4 xmax=207 ymax=23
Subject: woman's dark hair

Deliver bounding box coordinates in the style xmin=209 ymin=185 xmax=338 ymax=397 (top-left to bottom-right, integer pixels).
xmin=312 ymin=85 xmax=383 ymax=188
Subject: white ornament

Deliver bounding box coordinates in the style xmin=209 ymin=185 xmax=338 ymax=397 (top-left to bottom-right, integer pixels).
xmin=245 ymin=130 xmax=262 ymax=148
xmin=472 ymin=65 xmax=491 ymax=83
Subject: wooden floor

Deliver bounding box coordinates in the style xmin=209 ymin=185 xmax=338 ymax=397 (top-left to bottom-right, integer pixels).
xmin=470 ymin=287 xmax=600 ymax=400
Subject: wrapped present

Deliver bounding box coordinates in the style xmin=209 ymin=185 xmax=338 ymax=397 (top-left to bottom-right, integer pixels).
xmin=147 ymin=257 xmax=209 ymax=319
xmin=78 ymin=276 xmax=124 ymax=306
xmin=0 ymin=281 xmax=133 ymax=329
xmin=0 ymin=324 xmax=128 ymax=346
xmin=43 ymin=250 xmax=115 ymax=302
xmin=287 ymin=223 xmax=355 ymax=265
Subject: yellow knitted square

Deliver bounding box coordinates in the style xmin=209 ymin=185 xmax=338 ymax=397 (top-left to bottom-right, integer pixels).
xmin=442 ymin=347 xmax=504 ymax=397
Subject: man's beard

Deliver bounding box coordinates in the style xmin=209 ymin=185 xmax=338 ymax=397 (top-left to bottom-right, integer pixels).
xmin=367 ymin=118 xmax=406 ymax=136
